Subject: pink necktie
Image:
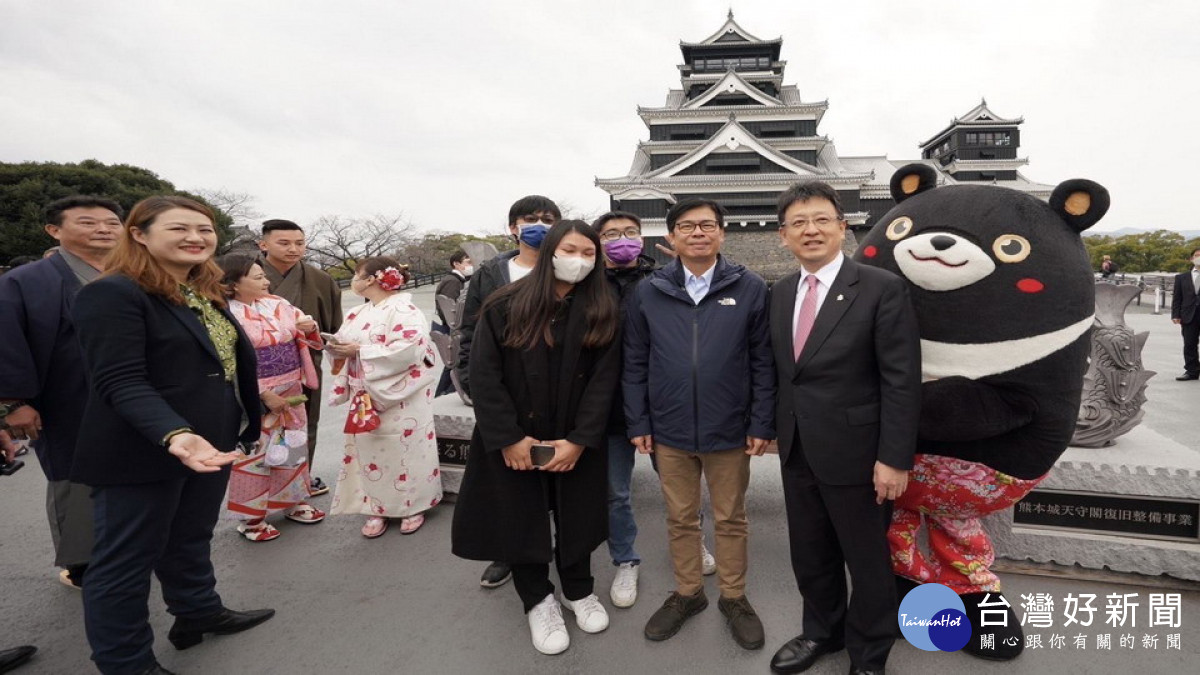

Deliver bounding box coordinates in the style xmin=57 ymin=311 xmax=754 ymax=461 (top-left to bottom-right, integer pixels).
xmin=793 ymin=275 xmax=819 ymax=361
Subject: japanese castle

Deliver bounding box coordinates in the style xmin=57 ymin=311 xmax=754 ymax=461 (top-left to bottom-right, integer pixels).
xmin=595 ymin=12 xmax=1052 ymax=259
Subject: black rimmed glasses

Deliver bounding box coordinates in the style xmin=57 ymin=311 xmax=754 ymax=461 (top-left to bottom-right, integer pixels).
xmin=674 ymin=220 xmax=720 ymax=234
xmin=599 ymin=227 xmax=642 ymax=242
xmin=518 ymin=214 xmax=557 ymax=225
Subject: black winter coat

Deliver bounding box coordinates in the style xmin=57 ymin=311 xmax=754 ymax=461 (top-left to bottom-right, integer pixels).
xmin=451 ymin=292 xmax=620 ymax=566
xmin=454 ymin=249 xmax=519 ymax=396
xmin=70 ymin=275 xmax=261 ymax=486
xmin=603 ymin=255 xmax=656 ymax=433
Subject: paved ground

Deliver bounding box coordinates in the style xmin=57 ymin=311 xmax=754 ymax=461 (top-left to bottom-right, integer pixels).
xmin=1 ymin=286 xmax=1197 ymax=674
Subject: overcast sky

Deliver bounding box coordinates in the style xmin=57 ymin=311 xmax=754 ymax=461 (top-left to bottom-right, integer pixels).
xmin=3 ymin=0 xmax=1197 ymax=235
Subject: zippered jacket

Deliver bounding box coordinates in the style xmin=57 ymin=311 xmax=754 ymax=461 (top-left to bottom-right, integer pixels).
xmin=622 ymin=255 xmax=775 ymax=452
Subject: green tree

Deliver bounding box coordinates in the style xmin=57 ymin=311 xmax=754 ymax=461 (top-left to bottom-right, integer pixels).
xmin=1083 ymin=230 xmax=1200 ymax=274
xmin=0 ymin=159 xmax=233 ymax=261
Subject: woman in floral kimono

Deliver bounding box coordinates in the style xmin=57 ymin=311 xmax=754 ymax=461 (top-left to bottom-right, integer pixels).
xmin=326 ymin=256 xmax=442 ymax=538
xmin=219 ymin=256 xmax=326 ymax=541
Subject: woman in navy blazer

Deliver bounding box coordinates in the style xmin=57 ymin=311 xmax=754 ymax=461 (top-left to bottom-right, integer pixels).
xmin=72 ymin=196 xmax=273 ymax=675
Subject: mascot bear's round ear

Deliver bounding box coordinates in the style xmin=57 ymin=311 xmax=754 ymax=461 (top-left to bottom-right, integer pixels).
xmin=889 ymin=163 xmax=939 ymax=203
xmin=1049 ymin=179 xmax=1110 ymax=233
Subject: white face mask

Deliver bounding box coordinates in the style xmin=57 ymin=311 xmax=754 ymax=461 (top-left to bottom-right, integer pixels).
xmin=460 ymin=264 xmax=474 ymax=276
xmin=552 ymin=255 xmax=594 ymax=284
xmin=1193 ymin=257 xmax=1200 ymax=268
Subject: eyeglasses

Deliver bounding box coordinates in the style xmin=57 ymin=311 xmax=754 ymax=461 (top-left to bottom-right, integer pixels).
xmin=674 ymin=220 xmax=720 ymax=234
xmin=785 ymin=215 xmax=843 ymax=230
xmin=599 ymin=227 xmax=642 ymax=242
xmin=518 ymin=214 xmax=557 ymax=225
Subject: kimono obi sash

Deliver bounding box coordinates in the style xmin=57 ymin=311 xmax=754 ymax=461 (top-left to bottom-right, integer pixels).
xmin=256 ymin=341 xmax=302 ymax=379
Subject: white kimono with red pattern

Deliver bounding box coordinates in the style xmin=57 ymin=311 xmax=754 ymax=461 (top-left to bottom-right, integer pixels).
xmin=327 ymin=293 xmax=443 ymax=517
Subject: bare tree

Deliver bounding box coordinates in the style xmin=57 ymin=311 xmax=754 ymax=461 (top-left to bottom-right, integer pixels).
xmin=193 ymin=189 xmax=266 ymax=255
xmin=305 ymin=213 xmax=417 ymax=274
xmin=553 ymin=199 xmax=603 ymax=224
xmin=194 ymin=188 xmax=263 ymax=229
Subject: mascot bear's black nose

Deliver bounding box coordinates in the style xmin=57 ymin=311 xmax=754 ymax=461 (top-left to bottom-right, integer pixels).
xmin=931 ymin=235 xmax=956 ymax=251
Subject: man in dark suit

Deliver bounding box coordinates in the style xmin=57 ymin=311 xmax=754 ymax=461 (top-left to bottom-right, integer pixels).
xmin=1172 ymin=248 xmax=1200 ymax=380
xmin=767 ymin=181 xmax=921 ymax=675
xmin=0 ymin=195 xmax=124 ymax=589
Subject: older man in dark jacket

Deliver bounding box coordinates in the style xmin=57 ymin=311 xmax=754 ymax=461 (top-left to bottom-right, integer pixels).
xmin=623 ymin=198 xmax=775 ymax=650
xmin=0 ymin=195 xmax=123 ymax=589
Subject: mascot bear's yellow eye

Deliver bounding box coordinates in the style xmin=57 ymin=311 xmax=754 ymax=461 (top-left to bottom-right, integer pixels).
xmin=886 ymin=216 xmax=913 ymax=240
xmin=993 ymin=234 xmax=1032 ymax=263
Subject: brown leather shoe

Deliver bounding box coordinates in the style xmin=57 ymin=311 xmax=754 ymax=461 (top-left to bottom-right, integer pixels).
xmin=718 ymin=595 xmax=764 ymax=649
xmin=644 ymin=590 xmax=708 ymax=641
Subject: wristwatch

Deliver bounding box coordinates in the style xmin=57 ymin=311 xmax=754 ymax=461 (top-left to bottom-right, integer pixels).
xmin=0 ymin=400 xmax=27 ymax=418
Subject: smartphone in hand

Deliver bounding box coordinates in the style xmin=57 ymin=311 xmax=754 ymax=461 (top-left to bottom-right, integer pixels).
xmin=530 ymin=443 xmax=555 ymax=467
xmin=320 ymin=332 xmax=342 ymax=345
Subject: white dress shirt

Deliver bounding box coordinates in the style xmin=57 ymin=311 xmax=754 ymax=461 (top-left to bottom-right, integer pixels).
xmin=685 ymin=262 xmax=717 ymax=305
xmin=793 ymin=253 xmax=846 ymax=330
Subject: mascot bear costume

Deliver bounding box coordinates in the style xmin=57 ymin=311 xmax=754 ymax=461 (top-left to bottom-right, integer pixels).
xmin=854 ymin=163 xmax=1109 ymax=660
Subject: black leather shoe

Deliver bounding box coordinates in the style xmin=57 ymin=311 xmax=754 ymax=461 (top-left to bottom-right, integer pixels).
xmin=718 ymin=595 xmax=764 ymax=649
xmin=479 ymin=561 xmax=512 ymax=588
xmin=168 ymin=607 xmax=275 ymax=650
xmin=644 ymin=590 xmax=708 ymax=641
xmin=1175 ymin=372 xmax=1198 ymax=381
xmin=770 ymin=636 xmax=844 ymax=673
xmin=136 ymin=662 xmax=177 ymax=675
xmin=0 ymin=645 xmax=36 ymax=674
xmin=849 ymin=668 xmax=884 ymax=675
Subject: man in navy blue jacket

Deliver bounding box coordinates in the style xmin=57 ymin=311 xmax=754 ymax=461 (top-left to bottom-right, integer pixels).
xmin=0 ymin=195 xmax=123 ymax=589
xmin=623 ymin=198 xmax=775 ymax=650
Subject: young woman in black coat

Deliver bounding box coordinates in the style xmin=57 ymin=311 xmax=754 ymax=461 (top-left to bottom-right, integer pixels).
xmin=451 ymin=220 xmax=621 ymax=656
xmin=72 ymin=196 xmax=272 ymax=675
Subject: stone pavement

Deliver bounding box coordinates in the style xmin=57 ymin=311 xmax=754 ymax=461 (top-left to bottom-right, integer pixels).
xmin=0 ymin=286 xmax=1196 ymax=674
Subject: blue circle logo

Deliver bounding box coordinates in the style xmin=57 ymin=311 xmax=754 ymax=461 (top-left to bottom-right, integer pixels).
xmin=898 ymin=583 xmax=971 ymax=652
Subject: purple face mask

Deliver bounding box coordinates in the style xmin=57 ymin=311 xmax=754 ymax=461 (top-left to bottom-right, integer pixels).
xmin=604 ymin=238 xmax=643 ymax=265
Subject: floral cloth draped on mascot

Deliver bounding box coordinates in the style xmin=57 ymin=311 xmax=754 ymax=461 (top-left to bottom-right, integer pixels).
xmin=854 ymin=163 xmax=1109 ymax=660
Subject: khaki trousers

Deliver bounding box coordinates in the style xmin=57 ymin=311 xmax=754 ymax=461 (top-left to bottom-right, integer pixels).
xmin=655 ymin=443 xmax=750 ymax=598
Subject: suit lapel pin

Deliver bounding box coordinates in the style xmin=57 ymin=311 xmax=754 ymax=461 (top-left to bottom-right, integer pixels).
xmin=836 ymin=294 xmax=844 ymax=301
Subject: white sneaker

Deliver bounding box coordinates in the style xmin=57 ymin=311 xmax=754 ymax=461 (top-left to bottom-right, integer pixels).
xmin=610 ymin=562 xmax=639 ymax=608
xmin=701 ymin=542 xmax=717 ymax=576
xmin=563 ymin=593 xmax=610 ymax=633
xmin=528 ymin=594 xmax=570 ymax=655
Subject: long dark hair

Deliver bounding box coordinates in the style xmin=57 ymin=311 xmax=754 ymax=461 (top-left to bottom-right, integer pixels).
xmin=482 ymin=220 xmax=617 ymax=350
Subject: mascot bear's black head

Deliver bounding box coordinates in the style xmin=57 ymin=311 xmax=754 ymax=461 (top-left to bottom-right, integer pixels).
xmin=855 ymin=163 xmax=1109 ymax=382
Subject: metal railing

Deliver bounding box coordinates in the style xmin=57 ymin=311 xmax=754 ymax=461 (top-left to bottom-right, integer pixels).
xmin=1095 ymin=272 xmax=1177 ymax=313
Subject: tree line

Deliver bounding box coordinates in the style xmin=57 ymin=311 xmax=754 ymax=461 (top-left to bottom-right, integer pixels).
xmin=1083 ymin=231 xmax=1200 ymax=275
xmin=0 ymin=160 xmax=513 ymax=273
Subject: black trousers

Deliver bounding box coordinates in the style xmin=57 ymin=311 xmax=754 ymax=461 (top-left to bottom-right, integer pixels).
xmin=83 ymin=469 xmax=230 ymax=674
xmin=305 ymin=352 xmax=324 ymax=467
xmin=511 ymin=480 xmax=595 ymax=613
xmin=1182 ymin=319 xmax=1200 ymax=375
xmin=512 ymin=555 xmax=594 ymax=613
xmin=781 ymin=437 xmax=896 ymax=671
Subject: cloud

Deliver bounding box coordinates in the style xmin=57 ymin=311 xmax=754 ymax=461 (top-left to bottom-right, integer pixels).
xmin=2 ymin=0 xmax=1196 ymax=234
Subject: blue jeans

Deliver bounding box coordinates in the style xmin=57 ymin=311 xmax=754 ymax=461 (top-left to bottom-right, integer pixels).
xmin=607 ymin=433 xmax=640 ymax=565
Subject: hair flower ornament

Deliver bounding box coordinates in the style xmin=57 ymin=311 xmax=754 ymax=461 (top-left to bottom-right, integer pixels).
xmin=374 ymin=266 xmax=406 ymax=291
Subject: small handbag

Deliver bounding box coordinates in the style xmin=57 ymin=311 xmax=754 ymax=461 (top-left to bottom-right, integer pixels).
xmin=344 ymin=390 xmax=381 ymax=434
